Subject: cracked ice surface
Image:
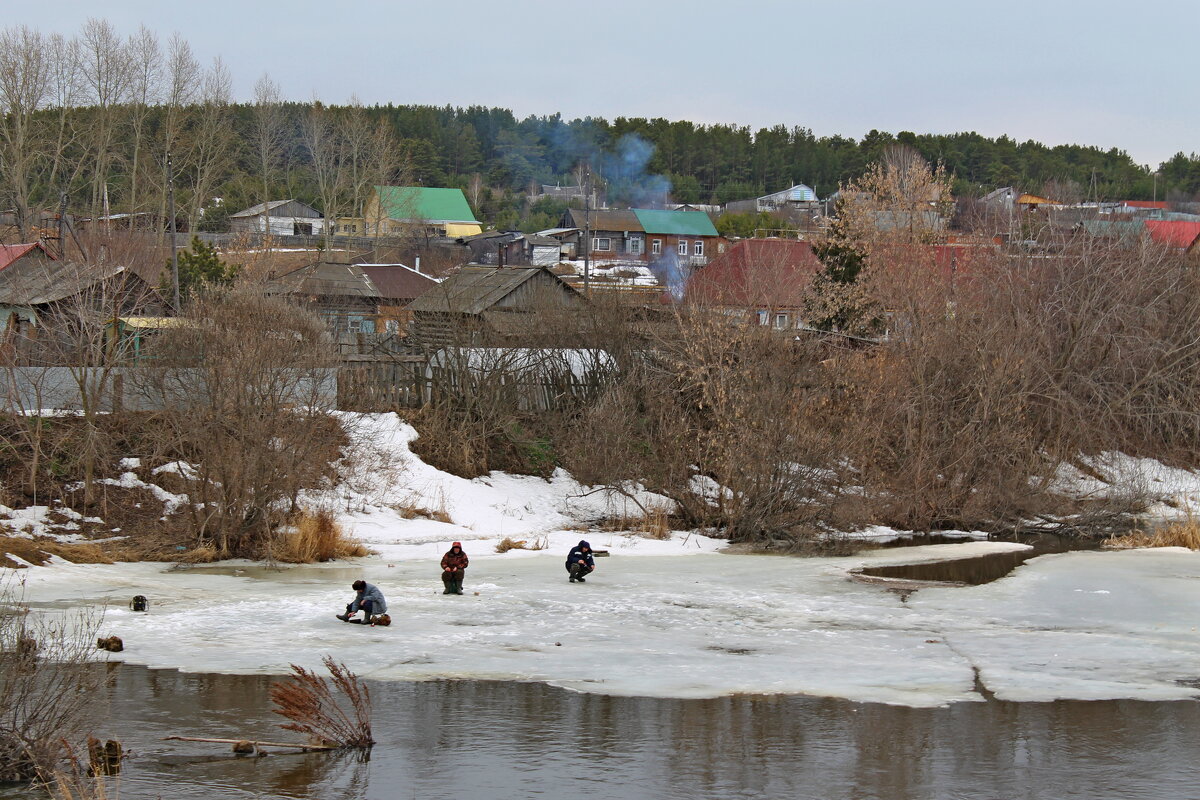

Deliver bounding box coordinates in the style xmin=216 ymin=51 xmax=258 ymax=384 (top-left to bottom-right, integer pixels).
xmin=11 ymin=542 xmax=1200 ymax=707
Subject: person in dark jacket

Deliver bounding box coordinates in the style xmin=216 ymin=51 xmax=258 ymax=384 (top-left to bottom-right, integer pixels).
xmin=565 ymin=540 xmax=595 ymax=582
xmin=337 ymin=580 xmax=387 ymax=624
xmin=441 ymin=541 xmax=469 ymax=595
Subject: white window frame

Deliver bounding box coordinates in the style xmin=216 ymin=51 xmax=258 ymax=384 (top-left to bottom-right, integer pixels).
xmin=774 ymin=313 xmax=788 ymax=330
xmin=629 ymin=236 xmax=643 ymax=255
xmin=678 ymin=240 xmax=688 ymax=255
xmin=651 ymin=239 xmax=662 ymax=255
xmin=593 ymin=237 xmax=611 ymax=252
xmin=756 ymin=310 xmax=769 ymax=326
xmin=694 ymin=241 xmax=704 ymax=256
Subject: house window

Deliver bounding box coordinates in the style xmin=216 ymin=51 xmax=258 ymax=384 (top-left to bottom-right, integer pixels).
xmin=756 ymin=310 xmax=769 ymax=326
xmin=385 ymin=319 xmax=399 ymax=335
xmin=593 ymin=237 xmax=611 ymax=251
xmin=678 ymin=240 xmax=688 ymax=255
xmin=651 ymin=239 xmax=662 ymax=255
xmin=693 ymin=241 xmax=704 ymax=256
xmin=774 ymin=313 xmax=788 ymax=329
xmin=629 ymin=236 xmax=643 ymax=255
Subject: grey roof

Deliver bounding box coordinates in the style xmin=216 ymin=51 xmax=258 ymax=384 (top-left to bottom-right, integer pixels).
xmin=231 ymin=199 xmax=320 ymax=218
xmin=266 ymin=262 xmax=379 ymax=299
xmin=0 ymin=259 xmax=146 ymax=306
xmin=407 ymin=266 xmax=571 ymax=316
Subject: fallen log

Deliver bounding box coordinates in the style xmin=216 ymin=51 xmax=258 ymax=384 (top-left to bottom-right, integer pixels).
xmin=163 ymin=736 xmax=336 ymax=752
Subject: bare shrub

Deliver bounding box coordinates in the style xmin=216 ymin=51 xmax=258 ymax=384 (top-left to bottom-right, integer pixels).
xmin=269 ymin=655 xmax=373 ymax=749
xmin=275 ymin=509 xmax=368 ymax=563
xmin=0 ymin=578 xmax=107 ymax=784
xmin=132 ymin=287 xmax=348 ymax=558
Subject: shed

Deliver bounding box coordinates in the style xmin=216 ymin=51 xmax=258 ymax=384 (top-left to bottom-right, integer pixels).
xmin=230 ymin=200 xmax=324 ymax=236
xmin=406 ymin=266 xmax=585 ymax=348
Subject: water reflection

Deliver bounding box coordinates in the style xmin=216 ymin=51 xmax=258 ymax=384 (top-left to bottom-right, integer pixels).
xmin=3 ymin=665 xmax=1194 ymax=800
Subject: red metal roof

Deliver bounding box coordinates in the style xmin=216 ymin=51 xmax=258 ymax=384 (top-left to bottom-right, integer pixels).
xmin=0 ymin=242 xmax=56 ymax=271
xmin=686 ymin=239 xmax=822 ymax=308
xmin=1145 ymin=220 xmax=1200 ymax=249
xmin=359 ymin=264 xmax=439 ymax=302
xmin=1123 ymin=201 xmax=1168 ymax=209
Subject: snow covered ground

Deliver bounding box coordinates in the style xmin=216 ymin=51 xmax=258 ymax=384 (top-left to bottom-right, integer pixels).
xmin=6 ymin=413 xmax=1200 ymax=707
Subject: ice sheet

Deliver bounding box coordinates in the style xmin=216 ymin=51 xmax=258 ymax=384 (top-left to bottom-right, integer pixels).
xmin=16 ymin=541 xmax=1197 ymax=707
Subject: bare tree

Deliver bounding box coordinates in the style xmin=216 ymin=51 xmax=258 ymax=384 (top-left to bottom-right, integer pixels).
xmin=248 ymin=73 xmax=286 ymax=241
xmin=124 ymin=25 xmax=160 ymax=215
xmin=0 ymin=26 xmax=51 ymax=239
xmin=302 ymin=102 xmax=345 ymax=249
xmin=184 ymin=57 xmax=233 ymax=232
xmin=78 ymin=18 xmax=131 ymax=218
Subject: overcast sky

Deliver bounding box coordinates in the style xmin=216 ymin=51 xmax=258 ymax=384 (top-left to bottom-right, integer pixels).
xmin=7 ymin=0 xmax=1194 ymax=168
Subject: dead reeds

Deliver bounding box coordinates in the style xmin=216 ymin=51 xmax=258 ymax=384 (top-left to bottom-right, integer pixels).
xmin=494 ymin=536 xmax=547 ymax=553
xmin=1105 ymin=517 xmax=1200 ymax=550
xmin=275 ymin=510 xmax=369 ymax=563
xmin=268 ymin=656 xmax=373 ymax=749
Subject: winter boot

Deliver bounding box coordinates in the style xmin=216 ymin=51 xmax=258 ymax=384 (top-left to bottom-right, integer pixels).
xmin=454 ymin=581 xmax=464 ymax=595
xmin=336 ymin=613 xmax=351 ymax=622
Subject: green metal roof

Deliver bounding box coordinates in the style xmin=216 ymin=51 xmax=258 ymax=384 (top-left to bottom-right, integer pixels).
xmin=633 ymin=208 xmax=718 ymax=237
xmin=375 ymin=186 xmax=479 ymax=223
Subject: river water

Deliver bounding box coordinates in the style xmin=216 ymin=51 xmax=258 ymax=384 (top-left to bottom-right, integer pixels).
xmin=7 ymin=664 xmax=1192 ymax=800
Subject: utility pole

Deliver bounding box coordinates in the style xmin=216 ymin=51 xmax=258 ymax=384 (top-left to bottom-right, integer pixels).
xmin=583 ymin=162 xmax=591 ymax=294
xmin=167 ymin=152 xmax=180 ymax=311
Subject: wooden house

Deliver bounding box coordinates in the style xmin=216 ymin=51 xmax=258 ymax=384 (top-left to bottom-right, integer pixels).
xmin=561 ymin=208 xmax=723 ymax=267
xmin=230 ymin=200 xmax=324 ymax=236
xmin=0 ymin=254 xmax=164 ymax=364
xmin=405 ymin=265 xmax=584 ymax=348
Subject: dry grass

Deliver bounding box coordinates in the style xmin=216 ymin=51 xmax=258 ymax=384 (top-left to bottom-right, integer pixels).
xmin=494 ymin=536 xmax=547 ymax=553
xmin=392 ymin=501 xmax=452 ymax=524
xmin=275 ymin=510 xmax=369 ymax=563
xmin=600 ymin=508 xmax=672 ymax=539
xmin=0 ymin=537 xmax=131 ymax=569
xmin=1105 ymin=517 xmax=1200 ymax=550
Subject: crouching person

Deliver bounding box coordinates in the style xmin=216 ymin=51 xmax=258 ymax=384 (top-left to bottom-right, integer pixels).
xmin=337 ymin=580 xmax=386 ymax=624
xmin=441 ymin=541 xmax=468 ymax=595
xmin=566 ymin=540 xmax=595 ymax=583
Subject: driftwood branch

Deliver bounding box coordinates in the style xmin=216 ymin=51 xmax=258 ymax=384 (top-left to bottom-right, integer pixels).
xmin=163 ymin=736 xmax=336 ymax=751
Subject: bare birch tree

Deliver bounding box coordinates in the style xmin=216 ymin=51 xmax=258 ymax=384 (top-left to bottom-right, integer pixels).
xmin=0 ymin=26 xmax=51 ymax=239
xmin=125 ymin=25 xmax=161 ymax=215
xmin=79 ymin=18 xmax=131 ymax=217
xmin=185 ymin=57 xmax=233 ymax=232
xmin=303 ymin=101 xmax=345 ymax=248
xmin=248 ymin=73 xmax=286 ymax=240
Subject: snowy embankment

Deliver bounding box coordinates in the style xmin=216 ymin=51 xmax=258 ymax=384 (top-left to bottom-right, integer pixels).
xmin=7 ymin=413 xmax=1200 ymax=707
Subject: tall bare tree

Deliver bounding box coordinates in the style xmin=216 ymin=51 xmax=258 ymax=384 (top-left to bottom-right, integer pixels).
xmin=185 ymin=57 xmax=233 ymax=232
xmin=0 ymin=26 xmax=50 ymax=238
xmin=248 ymin=73 xmax=286 ymax=241
xmin=79 ymin=18 xmax=131 ymax=217
xmin=125 ymin=25 xmax=161 ymax=215
xmin=303 ymin=101 xmax=345 ymax=248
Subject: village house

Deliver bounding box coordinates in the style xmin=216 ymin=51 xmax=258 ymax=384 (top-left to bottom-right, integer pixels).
xmin=405 ymin=265 xmax=584 ymax=349
xmin=338 ymin=187 xmax=482 ymax=238
xmin=229 ymin=200 xmax=324 ymax=236
xmin=560 ymin=208 xmax=724 ymax=267
xmin=685 ymin=239 xmax=823 ymax=330
xmin=264 ymin=260 xmax=438 ymax=341
xmin=0 ymin=248 xmax=164 ymax=363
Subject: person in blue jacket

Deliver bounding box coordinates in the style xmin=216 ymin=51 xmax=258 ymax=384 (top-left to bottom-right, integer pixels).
xmin=337 ymin=580 xmax=387 ymax=624
xmin=565 ymin=540 xmax=595 ymax=583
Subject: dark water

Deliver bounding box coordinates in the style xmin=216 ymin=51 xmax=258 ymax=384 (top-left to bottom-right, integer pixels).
xmin=861 ymin=533 xmax=1099 ymax=586
xmin=8 ymin=664 xmax=1197 ymax=800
